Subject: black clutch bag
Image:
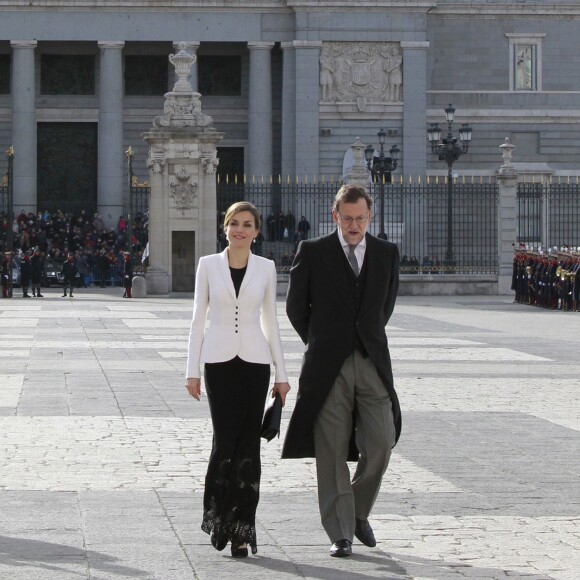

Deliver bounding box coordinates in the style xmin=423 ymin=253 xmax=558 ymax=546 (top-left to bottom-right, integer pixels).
xmin=261 ymin=392 xmax=283 ymax=442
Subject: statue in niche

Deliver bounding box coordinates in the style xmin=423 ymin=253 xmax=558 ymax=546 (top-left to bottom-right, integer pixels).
xmin=383 ymin=45 xmax=402 ymax=102
xmin=319 ymin=46 xmax=335 ymax=102
xmin=319 ymin=41 xmax=403 ymax=108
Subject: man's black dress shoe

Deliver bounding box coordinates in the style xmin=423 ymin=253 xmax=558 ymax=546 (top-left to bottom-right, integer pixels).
xmin=330 ymin=539 xmax=352 ymax=557
xmin=355 ymin=518 xmax=376 ymax=547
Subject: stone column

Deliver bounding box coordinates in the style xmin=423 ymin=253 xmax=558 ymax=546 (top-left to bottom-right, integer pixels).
xmin=173 ymin=41 xmax=199 ymax=92
xmin=281 ymin=42 xmax=296 ymax=181
xmin=496 ymin=138 xmax=518 ymax=295
xmin=401 ymin=41 xmax=429 ymax=260
xmin=401 ymin=41 xmax=429 ymax=177
xmin=98 ymin=41 xmax=125 ymax=226
xmin=293 ymin=41 xmax=322 ymax=178
xmin=248 ymin=42 xmax=274 ymax=180
xmin=10 ymin=40 xmax=37 ymax=213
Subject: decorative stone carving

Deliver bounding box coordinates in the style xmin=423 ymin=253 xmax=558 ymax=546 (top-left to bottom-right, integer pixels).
xmin=147 ymin=151 xmax=166 ymax=174
xmin=169 ymin=41 xmax=197 ymax=93
xmin=153 ymin=42 xmax=213 ymax=128
xmin=169 ymin=166 xmax=198 ymax=214
xmin=498 ymin=137 xmax=516 ymax=176
xmin=202 ymin=157 xmax=219 ymax=174
xmin=319 ymin=42 xmax=403 ymax=109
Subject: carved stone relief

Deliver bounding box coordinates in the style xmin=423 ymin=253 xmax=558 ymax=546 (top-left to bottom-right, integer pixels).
xmin=320 ymin=42 xmax=402 ymax=110
xmin=169 ymin=166 xmax=198 ymax=214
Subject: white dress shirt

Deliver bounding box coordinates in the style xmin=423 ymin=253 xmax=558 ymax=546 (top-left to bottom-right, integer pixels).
xmin=337 ymin=228 xmax=367 ymax=273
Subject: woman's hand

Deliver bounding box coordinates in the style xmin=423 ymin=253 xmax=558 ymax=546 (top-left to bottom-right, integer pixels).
xmin=185 ymin=377 xmax=201 ymax=401
xmin=272 ymin=382 xmax=291 ymax=407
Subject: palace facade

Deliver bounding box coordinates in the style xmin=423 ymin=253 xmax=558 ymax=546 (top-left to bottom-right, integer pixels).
xmin=0 ymin=1 xmax=578 ymax=224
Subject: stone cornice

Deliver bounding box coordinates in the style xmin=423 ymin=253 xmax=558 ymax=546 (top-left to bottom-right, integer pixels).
xmin=287 ymin=0 xmax=435 ymax=6
xmin=0 ymin=0 xmax=436 ymax=8
xmin=0 ymin=1 xmax=289 ymax=8
xmin=433 ymin=3 xmax=580 ymax=17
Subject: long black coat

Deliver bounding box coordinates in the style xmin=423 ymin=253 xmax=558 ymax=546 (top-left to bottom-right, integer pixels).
xmin=123 ymin=258 xmax=133 ymax=289
xmin=282 ymin=231 xmax=401 ymax=460
xmin=20 ymin=259 xmax=32 ymax=287
xmin=61 ymin=260 xmax=78 ymax=284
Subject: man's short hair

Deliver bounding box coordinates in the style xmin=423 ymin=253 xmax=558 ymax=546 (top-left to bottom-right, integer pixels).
xmin=332 ymin=184 xmax=372 ymax=213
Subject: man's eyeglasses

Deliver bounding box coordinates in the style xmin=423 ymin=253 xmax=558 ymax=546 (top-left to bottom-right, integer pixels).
xmin=337 ymin=214 xmax=370 ymax=226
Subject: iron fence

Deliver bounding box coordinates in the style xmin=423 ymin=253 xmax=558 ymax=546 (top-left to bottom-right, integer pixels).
xmin=218 ymin=180 xmax=499 ymax=274
xmin=517 ymin=181 xmax=580 ymax=249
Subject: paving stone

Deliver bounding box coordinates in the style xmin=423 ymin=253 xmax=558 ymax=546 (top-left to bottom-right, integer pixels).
xmin=0 ymin=289 xmax=578 ymax=579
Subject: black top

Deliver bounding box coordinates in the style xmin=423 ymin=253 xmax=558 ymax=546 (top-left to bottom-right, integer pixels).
xmin=229 ymin=265 xmax=247 ymax=297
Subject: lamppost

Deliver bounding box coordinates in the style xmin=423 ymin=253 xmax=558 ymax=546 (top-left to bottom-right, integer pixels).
xmin=427 ymin=104 xmax=472 ymax=268
xmin=364 ymin=129 xmax=399 ymax=240
xmin=125 ymin=146 xmax=134 ymax=260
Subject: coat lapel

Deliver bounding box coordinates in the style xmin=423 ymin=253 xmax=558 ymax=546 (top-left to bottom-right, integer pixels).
xmin=358 ymin=234 xmax=386 ymax=317
xmin=238 ymin=250 xmax=256 ymax=296
xmin=218 ymin=249 xmax=237 ymax=302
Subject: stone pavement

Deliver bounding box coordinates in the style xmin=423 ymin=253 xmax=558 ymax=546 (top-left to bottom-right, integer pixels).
xmin=0 ymin=288 xmax=579 ymax=580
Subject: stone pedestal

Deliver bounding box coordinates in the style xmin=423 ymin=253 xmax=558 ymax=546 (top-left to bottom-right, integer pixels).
xmin=131 ymin=275 xmax=146 ymax=298
xmin=496 ymin=138 xmax=518 ymax=295
xmin=142 ymin=42 xmax=223 ymax=295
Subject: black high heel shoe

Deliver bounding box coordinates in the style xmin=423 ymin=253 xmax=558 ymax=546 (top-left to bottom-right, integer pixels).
xmin=231 ymin=538 xmax=248 ymax=558
xmin=210 ymin=526 xmax=228 ymax=551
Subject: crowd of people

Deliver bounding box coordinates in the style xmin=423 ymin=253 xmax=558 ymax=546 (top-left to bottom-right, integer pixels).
xmin=0 ymin=208 xmax=148 ymax=298
xmin=512 ymin=246 xmax=580 ymax=311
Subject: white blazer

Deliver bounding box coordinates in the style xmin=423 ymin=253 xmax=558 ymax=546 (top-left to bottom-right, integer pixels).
xmin=186 ymin=249 xmax=288 ymax=382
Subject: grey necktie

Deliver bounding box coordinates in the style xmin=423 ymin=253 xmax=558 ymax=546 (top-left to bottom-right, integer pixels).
xmin=347 ymin=244 xmax=359 ymax=276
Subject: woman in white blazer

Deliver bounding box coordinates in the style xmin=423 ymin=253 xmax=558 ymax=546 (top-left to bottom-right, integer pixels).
xmin=185 ymin=201 xmax=290 ymax=558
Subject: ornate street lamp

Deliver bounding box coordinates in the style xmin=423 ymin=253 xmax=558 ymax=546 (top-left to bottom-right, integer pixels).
xmin=427 ymin=104 xmax=472 ymax=267
xmin=364 ymin=129 xmax=400 ymax=240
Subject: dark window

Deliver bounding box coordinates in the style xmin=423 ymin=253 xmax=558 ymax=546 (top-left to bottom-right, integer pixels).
xmin=0 ymin=55 xmax=10 ymax=94
xmin=41 ymin=55 xmax=95 ymax=95
xmin=125 ymin=55 xmax=169 ymax=96
xmin=198 ymin=55 xmax=242 ymax=96
xmin=37 ymin=122 xmax=98 ymax=214
xmin=217 ymin=147 xmax=245 ymax=184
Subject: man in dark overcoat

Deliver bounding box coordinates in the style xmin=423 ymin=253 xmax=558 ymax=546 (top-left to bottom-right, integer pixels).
xmin=122 ymin=251 xmax=133 ymax=298
xmin=283 ymin=184 xmax=400 ymax=558
xmin=61 ymin=253 xmax=78 ymax=297
xmin=20 ymin=253 xmax=32 ymax=298
xmin=30 ymin=248 xmax=44 ymax=297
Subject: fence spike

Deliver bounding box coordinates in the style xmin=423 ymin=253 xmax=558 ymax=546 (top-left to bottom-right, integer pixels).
xmin=418 ymin=174 xmax=422 ymax=184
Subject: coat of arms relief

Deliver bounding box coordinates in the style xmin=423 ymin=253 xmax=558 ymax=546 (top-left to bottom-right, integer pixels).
xmin=320 ymin=42 xmax=402 ymax=110
xmin=169 ymin=166 xmax=198 ymax=215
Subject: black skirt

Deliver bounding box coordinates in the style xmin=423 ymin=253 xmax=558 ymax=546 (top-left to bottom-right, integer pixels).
xmin=201 ymin=356 xmax=270 ymax=554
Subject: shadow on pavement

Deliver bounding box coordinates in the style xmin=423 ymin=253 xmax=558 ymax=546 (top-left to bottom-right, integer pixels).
xmin=0 ymin=535 xmax=148 ymax=578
